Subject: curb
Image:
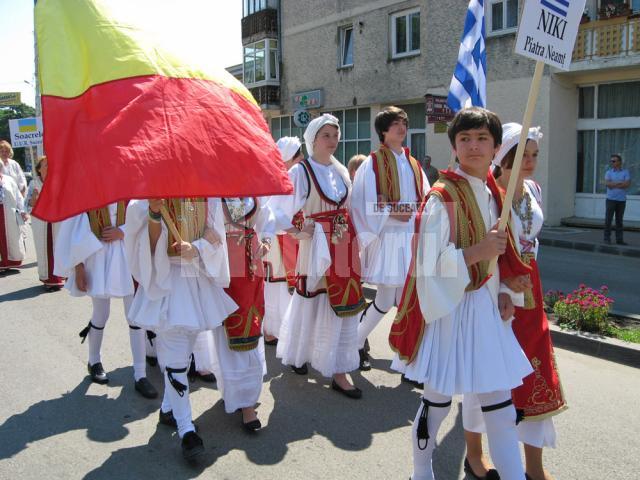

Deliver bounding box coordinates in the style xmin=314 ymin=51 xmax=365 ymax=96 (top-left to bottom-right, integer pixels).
xmin=362 ymin=285 xmax=639 ymax=369
xmin=538 ymin=237 xmax=640 ymax=258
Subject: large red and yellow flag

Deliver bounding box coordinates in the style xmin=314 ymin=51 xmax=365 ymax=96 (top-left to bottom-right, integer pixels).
xmin=33 ymin=0 xmax=292 ymax=222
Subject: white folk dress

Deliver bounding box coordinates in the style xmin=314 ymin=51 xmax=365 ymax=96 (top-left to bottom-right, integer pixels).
xmin=54 ymin=203 xmax=133 ymax=298
xmin=275 ymin=157 xmax=360 ymax=378
xmin=0 ymin=174 xmax=26 ymax=267
xmin=391 ymin=168 xmax=533 ymax=396
xmin=351 ymin=150 xmax=429 ymax=287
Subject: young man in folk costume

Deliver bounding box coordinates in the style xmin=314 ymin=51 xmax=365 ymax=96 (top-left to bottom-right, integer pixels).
xmin=462 ymin=124 xmax=567 ymax=480
xmin=274 ymin=114 xmax=367 ymax=397
xmin=261 ymin=136 xmax=304 ymax=345
xmin=208 ymin=196 xmax=276 ymax=431
xmin=351 ymin=106 xmax=429 ymax=371
xmin=389 ymin=107 xmax=534 ymax=480
xmin=0 ymin=170 xmax=26 ymax=273
xmin=124 ymin=198 xmax=238 ymax=460
xmin=54 ymin=202 xmax=158 ymax=399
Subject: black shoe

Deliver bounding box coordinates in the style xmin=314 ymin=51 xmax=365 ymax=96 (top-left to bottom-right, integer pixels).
xmin=159 ymin=409 xmax=177 ymax=428
xmin=401 ymin=374 xmax=423 ymax=389
xmin=242 ymin=418 xmax=262 ymax=433
xmin=197 ymin=372 xmax=216 ymax=383
xmin=464 ymin=458 xmax=500 ymax=480
xmin=135 ymin=377 xmax=158 ymax=399
xmin=331 ymin=379 xmax=362 ymax=399
xmin=358 ymin=348 xmax=372 ymax=371
xmin=264 ymin=337 xmax=278 ymax=346
xmin=145 ymin=355 xmax=158 ymax=367
xmin=617 ymin=240 xmax=628 ymax=246
xmin=87 ymin=362 xmax=108 ymax=384
xmin=291 ymin=363 xmax=308 ymax=375
xmin=181 ymin=431 xmax=204 ymax=461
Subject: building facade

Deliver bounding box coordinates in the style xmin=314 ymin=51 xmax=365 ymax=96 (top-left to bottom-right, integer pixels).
xmin=240 ymin=0 xmax=640 ymax=225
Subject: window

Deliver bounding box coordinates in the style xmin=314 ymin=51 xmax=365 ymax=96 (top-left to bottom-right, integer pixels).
xmin=243 ymin=0 xmax=267 ymax=18
xmin=576 ymin=83 xmax=640 ymax=196
xmin=325 ymin=108 xmax=371 ymax=164
xmin=339 ymin=26 xmax=354 ymax=68
xmin=391 ymin=9 xmax=420 ymax=59
xmin=243 ymin=39 xmax=279 ymax=86
xmin=487 ymin=0 xmax=518 ymax=35
xmin=270 ymin=116 xmax=306 ymax=149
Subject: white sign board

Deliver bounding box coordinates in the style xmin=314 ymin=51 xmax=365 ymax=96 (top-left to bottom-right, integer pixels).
xmin=8 ymin=117 xmax=43 ymax=148
xmin=515 ymin=0 xmax=587 ymax=70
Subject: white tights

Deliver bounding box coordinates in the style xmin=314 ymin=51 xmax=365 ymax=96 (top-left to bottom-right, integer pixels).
xmin=86 ymin=296 xmax=146 ymax=380
xmin=356 ymin=285 xmax=400 ymax=349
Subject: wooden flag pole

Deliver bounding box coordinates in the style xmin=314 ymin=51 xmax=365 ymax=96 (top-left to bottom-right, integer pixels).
xmin=487 ymin=60 xmax=545 ymax=274
xmin=159 ymin=204 xmax=184 ymax=243
xmin=448 ymin=150 xmax=457 ymax=171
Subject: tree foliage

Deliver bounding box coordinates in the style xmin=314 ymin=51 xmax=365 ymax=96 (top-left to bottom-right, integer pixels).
xmin=0 ymin=104 xmax=37 ymax=168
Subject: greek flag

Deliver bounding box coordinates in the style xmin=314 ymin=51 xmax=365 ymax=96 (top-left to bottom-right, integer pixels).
xmin=447 ymin=0 xmax=487 ymax=113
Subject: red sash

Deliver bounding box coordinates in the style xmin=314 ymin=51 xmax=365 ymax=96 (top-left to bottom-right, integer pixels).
xmin=389 ymin=170 xmax=530 ymax=364
xmin=222 ymin=199 xmax=264 ymax=351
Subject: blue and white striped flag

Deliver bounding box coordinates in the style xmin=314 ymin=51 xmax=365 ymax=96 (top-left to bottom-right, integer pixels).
xmin=447 ymin=0 xmax=487 ymax=113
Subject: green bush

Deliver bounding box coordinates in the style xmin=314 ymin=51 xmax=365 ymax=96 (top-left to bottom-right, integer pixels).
xmin=552 ymin=284 xmax=613 ymax=333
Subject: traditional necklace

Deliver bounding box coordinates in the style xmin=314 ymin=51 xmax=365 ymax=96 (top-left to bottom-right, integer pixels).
xmin=513 ymin=186 xmax=533 ymax=236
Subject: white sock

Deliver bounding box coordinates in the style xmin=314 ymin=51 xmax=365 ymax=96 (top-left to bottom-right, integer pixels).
xmin=478 ymin=391 xmax=525 ymax=480
xmin=357 ymin=286 xmax=397 ymax=348
xmin=412 ymin=387 xmax=452 ymax=480
xmin=128 ymin=326 xmax=146 ymax=381
xmin=145 ymin=330 xmax=157 ymax=357
xmin=87 ymin=297 xmax=110 ymax=365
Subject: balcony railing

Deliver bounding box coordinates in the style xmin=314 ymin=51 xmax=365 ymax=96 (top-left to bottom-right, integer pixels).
xmin=249 ymin=85 xmax=280 ymax=108
xmin=573 ymin=16 xmax=640 ymax=62
xmin=242 ymin=8 xmax=278 ymax=43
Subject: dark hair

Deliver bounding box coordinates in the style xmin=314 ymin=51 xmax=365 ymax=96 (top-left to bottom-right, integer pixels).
xmin=447 ymin=107 xmax=502 ymax=148
xmin=293 ymin=147 xmax=303 ymax=159
xmin=375 ymin=106 xmax=409 ymax=143
xmin=611 ymin=153 xmax=622 ymax=162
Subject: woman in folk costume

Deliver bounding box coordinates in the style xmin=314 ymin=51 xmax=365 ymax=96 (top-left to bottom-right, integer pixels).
xmin=54 ymin=201 xmax=157 ymax=399
xmin=0 ymin=170 xmax=26 ymax=273
xmin=389 ymin=107 xmax=534 ymax=480
xmin=207 ymin=196 xmax=276 ymax=431
xmin=0 ymin=140 xmax=27 ymax=197
xmin=462 ymin=124 xmax=567 ymax=480
xmin=351 ymin=106 xmax=429 ymax=371
xmin=262 ymin=136 xmax=304 ymax=345
xmin=25 ymin=156 xmax=65 ymax=290
xmin=275 ymin=114 xmax=367 ymax=398
xmin=124 ymin=198 xmax=238 ymax=460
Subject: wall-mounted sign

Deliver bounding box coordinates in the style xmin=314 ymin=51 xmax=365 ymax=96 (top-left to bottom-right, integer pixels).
xmin=292 ymin=89 xmax=323 ymax=110
xmin=425 ymin=94 xmax=454 ymax=123
xmin=293 ymin=109 xmax=311 ymax=128
xmin=8 ymin=117 xmax=43 ymax=148
xmin=0 ymin=92 xmax=21 ymax=106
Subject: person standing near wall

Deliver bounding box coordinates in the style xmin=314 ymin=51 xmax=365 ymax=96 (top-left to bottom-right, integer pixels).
xmin=604 ymin=153 xmax=631 ymax=245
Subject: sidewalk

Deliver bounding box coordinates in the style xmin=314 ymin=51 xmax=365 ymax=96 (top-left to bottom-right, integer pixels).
xmin=539 ymin=217 xmax=640 ymax=258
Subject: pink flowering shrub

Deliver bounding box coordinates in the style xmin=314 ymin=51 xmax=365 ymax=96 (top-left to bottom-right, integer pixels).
xmin=552 ymin=284 xmax=613 ymax=333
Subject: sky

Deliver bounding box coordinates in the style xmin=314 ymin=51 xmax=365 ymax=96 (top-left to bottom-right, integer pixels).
xmin=0 ymin=0 xmax=244 ymax=108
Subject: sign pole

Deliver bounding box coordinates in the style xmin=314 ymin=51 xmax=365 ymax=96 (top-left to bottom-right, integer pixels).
xmin=487 ymin=60 xmax=544 ymax=273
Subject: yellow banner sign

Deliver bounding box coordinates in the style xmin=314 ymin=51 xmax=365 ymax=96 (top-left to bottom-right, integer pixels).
xmin=0 ymin=92 xmax=21 ymax=106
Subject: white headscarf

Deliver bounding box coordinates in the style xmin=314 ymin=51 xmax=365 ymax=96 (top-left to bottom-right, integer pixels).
xmin=303 ymin=114 xmax=341 ymax=159
xmin=276 ymin=136 xmax=302 ymax=162
xmin=493 ymin=122 xmax=543 ymax=167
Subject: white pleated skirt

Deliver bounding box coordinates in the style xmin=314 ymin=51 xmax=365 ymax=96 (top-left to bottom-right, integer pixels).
xmin=128 ymin=263 xmax=238 ymax=333
xmin=361 ymin=222 xmax=413 ymax=287
xmin=276 ymin=291 xmax=359 ymax=378
xmin=209 ymin=326 xmax=266 ymax=413
xmin=391 ymin=287 xmax=533 ymax=396
xmin=262 ymin=281 xmax=292 ymax=338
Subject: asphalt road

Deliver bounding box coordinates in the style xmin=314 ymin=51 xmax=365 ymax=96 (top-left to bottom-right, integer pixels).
xmin=1 ymin=232 xmax=638 ymax=479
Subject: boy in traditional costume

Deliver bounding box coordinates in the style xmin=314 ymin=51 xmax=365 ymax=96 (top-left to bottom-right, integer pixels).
xmin=462 ymin=124 xmax=567 ymax=480
xmin=390 ymin=107 xmax=533 ymax=480
xmin=275 ymin=114 xmax=366 ymax=397
xmin=54 ymin=202 xmax=158 ymax=400
xmin=351 ymin=106 xmax=428 ymax=371
xmin=124 ymin=197 xmax=238 ymax=460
